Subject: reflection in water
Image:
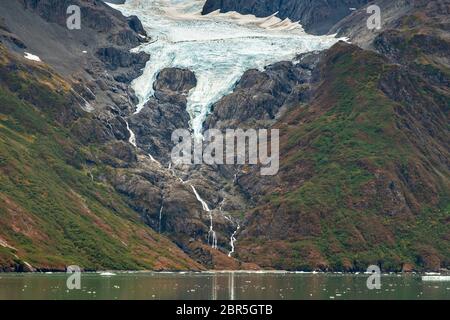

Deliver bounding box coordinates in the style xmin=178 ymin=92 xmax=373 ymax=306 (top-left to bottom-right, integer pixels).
xmin=229 ymin=272 xmax=235 ymax=301
xmin=212 ymin=273 xmax=217 ymax=301
xmin=0 ymin=272 xmax=449 ymax=300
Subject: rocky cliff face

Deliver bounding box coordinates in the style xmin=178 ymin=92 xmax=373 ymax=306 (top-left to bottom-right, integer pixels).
xmin=202 ymin=0 xmax=370 ymax=34
xmin=0 ymin=0 xmax=149 ymax=115
xmin=205 ymin=58 xmax=317 ymax=130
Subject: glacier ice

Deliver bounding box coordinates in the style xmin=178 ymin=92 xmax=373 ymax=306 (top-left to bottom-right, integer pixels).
xmin=110 ymin=0 xmax=343 ymax=138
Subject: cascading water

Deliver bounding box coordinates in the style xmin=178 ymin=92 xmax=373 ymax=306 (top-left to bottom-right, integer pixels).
xmin=126 ymin=120 xmax=137 ymax=147
xmin=190 ymin=185 xmax=210 ymax=211
xmin=191 ymin=185 xmax=217 ymax=249
xmin=148 ymin=153 xmax=161 ymax=165
xmin=109 ymin=0 xmax=342 ymax=139
xmin=228 ymin=223 xmax=240 ymax=257
xmin=158 ymin=204 xmax=164 ymax=233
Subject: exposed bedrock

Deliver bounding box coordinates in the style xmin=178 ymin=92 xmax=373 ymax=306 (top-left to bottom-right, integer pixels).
xmin=128 ymin=68 xmax=196 ymax=163
xmin=202 ymin=0 xmax=370 ymax=35
xmin=205 ymin=52 xmax=322 ymax=130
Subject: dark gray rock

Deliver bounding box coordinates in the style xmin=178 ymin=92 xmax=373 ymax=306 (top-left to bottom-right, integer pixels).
xmin=127 ymin=15 xmax=147 ymax=36
xmin=96 ymin=47 xmax=149 ymax=75
xmin=205 ymin=56 xmax=319 ymax=129
xmin=202 ymin=0 xmax=370 ymax=35
xmin=128 ymin=68 xmax=196 ymax=163
xmin=0 ymin=0 xmax=149 ymax=118
xmin=154 ymin=68 xmax=197 ymax=94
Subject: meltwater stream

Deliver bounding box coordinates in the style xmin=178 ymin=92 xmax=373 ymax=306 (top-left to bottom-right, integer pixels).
xmin=110 ymin=0 xmax=342 ymax=138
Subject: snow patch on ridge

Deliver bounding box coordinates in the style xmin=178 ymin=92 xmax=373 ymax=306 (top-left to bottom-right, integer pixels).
xmin=24 ymin=52 xmax=41 ymax=62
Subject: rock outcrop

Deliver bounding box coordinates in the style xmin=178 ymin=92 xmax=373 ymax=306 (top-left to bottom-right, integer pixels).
xmin=202 ymin=0 xmax=370 ymax=35
xmin=205 ymin=53 xmax=321 ymax=130
xmin=129 ymin=68 xmax=195 ymax=163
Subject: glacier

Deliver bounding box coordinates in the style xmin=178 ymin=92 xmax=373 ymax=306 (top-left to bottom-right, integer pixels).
xmin=109 ymin=0 xmax=342 ymax=138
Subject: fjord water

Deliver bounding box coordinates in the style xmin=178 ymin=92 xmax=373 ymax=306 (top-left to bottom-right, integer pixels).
xmin=109 ymin=0 xmax=341 ymax=137
xmin=0 ymin=273 xmax=449 ymax=300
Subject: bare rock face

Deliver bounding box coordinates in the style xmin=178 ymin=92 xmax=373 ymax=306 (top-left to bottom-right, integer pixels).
xmin=127 ymin=15 xmax=146 ymax=35
xmin=205 ymin=53 xmax=321 ymax=130
xmin=154 ymin=68 xmax=197 ymax=94
xmin=96 ymin=47 xmax=149 ymax=83
xmin=129 ymin=98 xmax=191 ymax=163
xmin=0 ymin=0 xmax=150 ymax=120
xmin=128 ymin=68 xmax=196 ymax=163
xmin=202 ymin=0 xmax=370 ymax=35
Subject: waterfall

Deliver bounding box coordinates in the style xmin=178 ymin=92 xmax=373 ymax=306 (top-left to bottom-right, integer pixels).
xmin=108 ymin=0 xmax=341 ymax=255
xmin=222 ymin=206 xmax=240 ymax=257
xmin=168 ymin=162 xmax=185 ymax=183
xmin=148 ymin=154 xmax=161 ymax=166
xmin=126 ymin=120 xmax=137 ymax=147
xmin=191 ymin=185 xmax=210 ymax=211
xmin=191 ymin=185 xmax=217 ymax=249
xmin=158 ymin=204 xmax=164 ymax=233
xmin=70 ymin=88 xmax=94 ymax=113
xmin=228 ymin=224 xmax=240 ymax=258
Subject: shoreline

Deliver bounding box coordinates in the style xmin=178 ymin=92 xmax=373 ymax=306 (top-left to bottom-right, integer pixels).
xmin=1 ymin=269 xmax=448 ymax=275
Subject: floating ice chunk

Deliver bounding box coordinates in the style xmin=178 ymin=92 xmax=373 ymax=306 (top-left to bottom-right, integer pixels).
xmin=422 ymin=276 xmax=450 ymax=282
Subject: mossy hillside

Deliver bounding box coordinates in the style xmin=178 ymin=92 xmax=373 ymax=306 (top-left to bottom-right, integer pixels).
xmin=0 ymin=47 xmax=201 ymax=271
xmin=238 ymin=44 xmax=450 ymax=271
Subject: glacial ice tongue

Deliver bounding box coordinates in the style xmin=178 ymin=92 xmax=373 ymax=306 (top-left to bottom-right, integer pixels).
xmin=110 ymin=0 xmax=342 ymax=138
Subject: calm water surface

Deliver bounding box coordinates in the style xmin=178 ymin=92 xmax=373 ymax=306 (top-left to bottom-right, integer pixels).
xmin=0 ymin=272 xmax=449 ymax=300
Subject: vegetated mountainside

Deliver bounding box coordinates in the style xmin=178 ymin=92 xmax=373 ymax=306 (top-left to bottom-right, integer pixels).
xmin=202 ymin=0 xmax=370 ymax=35
xmin=236 ymin=42 xmax=449 ymax=271
xmin=0 ymin=45 xmax=203 ymax=271
xmin=206 ymin=0 xmax=450 ymax=271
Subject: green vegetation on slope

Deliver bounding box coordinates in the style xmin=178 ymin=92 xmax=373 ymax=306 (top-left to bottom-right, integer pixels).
xmin=0 ymin=45 xmax=201 ymax=271
xmin=238 ymin=43 xmax=450 ymax=271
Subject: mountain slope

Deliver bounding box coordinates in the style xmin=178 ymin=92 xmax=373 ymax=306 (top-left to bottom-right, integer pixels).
xmin=0 ymin=0 xmax=448 ymax=273
xmin=0 ymin=0 xmax=243 ymax=271
xmin=203 ymin=0 xmax=449 ymax=271
xmin=0 ymin=44 xmax=203 ymax=272
xmin=234 ymin=42 xmax=449 ymax=271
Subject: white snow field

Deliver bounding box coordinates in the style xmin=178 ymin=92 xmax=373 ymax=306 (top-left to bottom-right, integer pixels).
xmin=110 ymin=0 xmax=343 ymax=138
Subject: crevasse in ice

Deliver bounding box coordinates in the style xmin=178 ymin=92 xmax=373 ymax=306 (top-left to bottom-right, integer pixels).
xmin=110 ymin=0 xmax=342 ymax=138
